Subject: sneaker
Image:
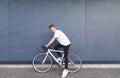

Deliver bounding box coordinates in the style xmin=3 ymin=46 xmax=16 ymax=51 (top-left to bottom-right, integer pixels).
xmin=61 ymin=69 xmax=69 ymax=78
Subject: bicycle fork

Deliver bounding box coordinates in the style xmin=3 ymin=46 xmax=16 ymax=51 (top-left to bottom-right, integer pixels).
xmin=42 ymin=52 xmax=49 ymax=64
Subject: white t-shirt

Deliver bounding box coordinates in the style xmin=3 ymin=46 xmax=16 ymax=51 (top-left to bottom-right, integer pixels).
xmin=53 ymin=30 xmax=70 ymax=46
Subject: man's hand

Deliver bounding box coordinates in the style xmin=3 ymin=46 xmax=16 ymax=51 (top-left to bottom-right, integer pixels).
xmin=45 ymin=45 xmax=49 ymax=48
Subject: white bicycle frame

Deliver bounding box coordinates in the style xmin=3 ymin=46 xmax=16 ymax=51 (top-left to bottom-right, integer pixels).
xmin=33 ymin=47 xmax=82 ymax=73
xmin=42 ymin=49 xmax=64 ymax=64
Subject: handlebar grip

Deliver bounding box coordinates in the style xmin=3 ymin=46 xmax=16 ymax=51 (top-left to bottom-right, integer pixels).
xmin=41 ymin=46 xmax=48 ymax=52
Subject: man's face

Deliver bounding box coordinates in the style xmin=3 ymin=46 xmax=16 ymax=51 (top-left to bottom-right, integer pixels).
xmin=49 ymin=27 xmax=56 ymax=33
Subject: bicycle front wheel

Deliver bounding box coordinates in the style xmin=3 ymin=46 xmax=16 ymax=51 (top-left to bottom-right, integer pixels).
xmin=68 ymin=53 xmax=82 ymax=73
xmin=32 ymin=53 xmax=53 ymax=73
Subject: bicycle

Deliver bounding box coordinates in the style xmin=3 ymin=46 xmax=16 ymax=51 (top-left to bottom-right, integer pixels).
xmin=32 ymin=46 xmax=82 ymax=73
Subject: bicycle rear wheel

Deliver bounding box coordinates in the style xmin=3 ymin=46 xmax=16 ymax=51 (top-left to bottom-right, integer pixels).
xmin=68 ymin=53 xmax=82 ymax=73
xmin=32 ymin=53 xmax=52 ymax=73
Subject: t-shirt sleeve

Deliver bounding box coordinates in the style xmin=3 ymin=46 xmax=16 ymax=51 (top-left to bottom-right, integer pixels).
xmin=53 ymin=31 xmax=59 ymax=38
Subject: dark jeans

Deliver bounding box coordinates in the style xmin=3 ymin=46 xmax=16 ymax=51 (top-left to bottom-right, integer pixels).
xmin=54 ymin=43 xmax=70 ymax=69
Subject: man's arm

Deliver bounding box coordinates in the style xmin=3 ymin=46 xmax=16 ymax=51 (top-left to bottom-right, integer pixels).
xmin=45 ymin=37 xmax=57 ymax=47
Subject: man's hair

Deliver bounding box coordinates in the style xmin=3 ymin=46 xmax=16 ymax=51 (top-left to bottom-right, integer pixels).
xmin=49 ymin=24 xmax=56 ymax=29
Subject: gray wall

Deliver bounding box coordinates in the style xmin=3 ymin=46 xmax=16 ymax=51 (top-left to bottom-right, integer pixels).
xmin=0 ymin=0 xmax=120 ymax=63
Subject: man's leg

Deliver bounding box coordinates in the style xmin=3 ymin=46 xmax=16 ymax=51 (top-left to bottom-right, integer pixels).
xmin=63 ymin=45 xmax=70 ymax=69
xmin=54 ymin=44 xmax=62 ymax=57
xmin=61 ymin=44 xmax=70 ymax=78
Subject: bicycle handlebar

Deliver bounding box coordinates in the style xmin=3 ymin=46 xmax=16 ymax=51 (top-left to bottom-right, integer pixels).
xmin=41 ymin=46 xmax=63 ymax=53
xmin=41 ymin=46 xmax=48 ymax=52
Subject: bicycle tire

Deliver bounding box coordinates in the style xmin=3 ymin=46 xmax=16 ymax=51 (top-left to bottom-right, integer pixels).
xmin=32 ymin=53 xmax=53 ymax=73
xmin=68 ymin=53 xmax=82 ymax=73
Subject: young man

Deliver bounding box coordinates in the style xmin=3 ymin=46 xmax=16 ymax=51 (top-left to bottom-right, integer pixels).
xmin=45 ymin=24 xmax=71 ymax=78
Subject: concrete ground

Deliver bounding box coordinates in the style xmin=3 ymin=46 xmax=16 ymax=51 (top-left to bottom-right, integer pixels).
xmin=0 ymin=64 xmax=120 ymax=78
